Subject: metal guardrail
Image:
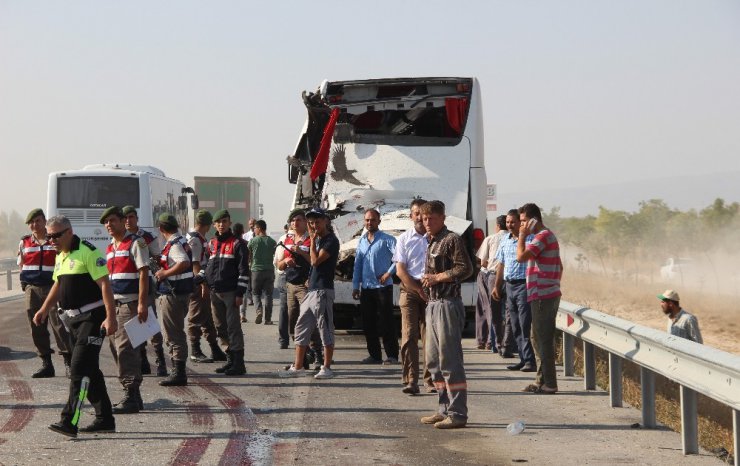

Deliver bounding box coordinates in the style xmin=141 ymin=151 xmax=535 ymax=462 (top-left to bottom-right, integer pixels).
xmin=557 ymin=300 xmax=740 ymax=465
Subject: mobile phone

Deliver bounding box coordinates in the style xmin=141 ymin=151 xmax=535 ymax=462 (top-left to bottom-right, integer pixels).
xmin=527 ymin=219 xmax=538 ymax=230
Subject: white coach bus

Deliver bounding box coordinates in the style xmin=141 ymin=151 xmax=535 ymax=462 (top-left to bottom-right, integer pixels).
xmin=286 ymin=77 xmax=487 ymax=328
xmin=47 ymin=164 xmax=195 ymax=250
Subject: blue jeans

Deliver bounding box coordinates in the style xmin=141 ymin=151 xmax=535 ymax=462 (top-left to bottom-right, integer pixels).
xmin=505 ymin=280 xmax=535 ymax=365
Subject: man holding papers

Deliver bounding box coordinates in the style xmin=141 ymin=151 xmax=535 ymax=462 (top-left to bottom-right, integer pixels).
xmin=100 ymin=206 xmax=150 ymax=414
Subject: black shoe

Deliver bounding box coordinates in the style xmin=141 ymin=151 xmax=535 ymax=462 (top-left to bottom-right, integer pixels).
xmin=159 ymin=360 xmax=187 ymax=386
xmin=209 ymin=342 xmax=228 ymax=362
xmin=79 ymin=418 xmax=116 ymax=434
xmin=500 ymin=351 xmax=515 ymax=358
xmin=49 ymin=421 xmax=77 ymax=438
xmin=215 ymin=351 xmax=234 ymax=374
xmin=141 ymin=356 xmax=152 ymax=375
xmin=279 ymin=343 xmax=289 ymax=349
xmin=32 ymin=355 xmax=55 ymax=378
xmin=361 ymin=356 xmax=382 ymax=364
xmin=520 ymin=363 xmax=537 ymax=372
xmin=507 ymin=362 xmax=525 ymax=371
xmin=190 ymin=343 xmax=214 ymax=363
xmin=224 ymin=350 xmax=246 ymax=376
xmin=112 ymin=388 xmax=140 ymax=414
xmin=402 ymin=383 xmax=420 ymax=395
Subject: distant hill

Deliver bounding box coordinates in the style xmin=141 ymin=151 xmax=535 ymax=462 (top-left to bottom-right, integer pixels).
xmin=500 ymin=170 xmax=740 ymax=217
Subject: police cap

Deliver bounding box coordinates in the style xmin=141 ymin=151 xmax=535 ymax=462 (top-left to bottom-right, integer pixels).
xmin=25 ymin=208 xmax=45 ymax=224
xmin=158 ymin=213 xmax=179 ymax=229
xmin=305 ymin=207 xmax=328 ymax=219
xmin=213 ymin=209 xmax=230 ymax=222
xmin=195 ymin=209 xmax=213 ymax=225
xmin=99 ymin=206 xmax=124 ymax=224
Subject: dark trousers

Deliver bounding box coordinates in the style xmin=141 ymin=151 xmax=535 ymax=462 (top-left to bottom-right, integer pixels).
xmin=475 ymin=270 xmax=494 ymax=346
xmin=506 ymin=281 xmax=535 ymax=365
xmin=25 ymin=284 xmax=72 ymax=357
xmin=360 ymin=286 xmax=398 ymax=361
xmin=276 ymin=274 xmax=289 ymax=346
xmin=62 ymin=307 xmax=113 ymax=424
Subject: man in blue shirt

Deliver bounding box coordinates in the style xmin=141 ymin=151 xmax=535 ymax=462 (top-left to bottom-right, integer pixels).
xmin=352 ymin=208 xmax=398 ymax=364
xmin=493 ymin=209 xmax=536 ymax=373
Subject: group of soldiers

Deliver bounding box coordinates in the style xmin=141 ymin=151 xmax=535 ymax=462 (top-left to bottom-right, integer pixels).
xmin=20 ymin=206 xmax=251 ymax=437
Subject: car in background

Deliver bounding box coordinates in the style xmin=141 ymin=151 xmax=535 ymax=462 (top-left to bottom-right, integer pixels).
xmin=660 ymin=257 xmax=693 ymax=282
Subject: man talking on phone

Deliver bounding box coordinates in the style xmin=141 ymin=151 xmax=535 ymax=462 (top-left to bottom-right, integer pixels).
xmin=516 ymin=203 xmax=563 ymax=394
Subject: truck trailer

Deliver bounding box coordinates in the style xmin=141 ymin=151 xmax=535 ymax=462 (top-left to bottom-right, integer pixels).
xmin=193 ymin=176 xmax=260 ymax=227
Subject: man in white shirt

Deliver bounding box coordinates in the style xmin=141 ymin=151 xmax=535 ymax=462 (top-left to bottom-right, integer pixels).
xmin=394 ymin=199 xmax=433 ymax=395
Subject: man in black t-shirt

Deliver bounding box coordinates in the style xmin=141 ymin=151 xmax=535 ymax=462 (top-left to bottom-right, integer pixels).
xmin=279 ymin=207 xmax=339 ymax=380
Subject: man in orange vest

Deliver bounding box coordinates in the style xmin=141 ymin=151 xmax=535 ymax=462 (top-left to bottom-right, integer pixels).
xmin=18 ymin=208 xmax=72 ymax=378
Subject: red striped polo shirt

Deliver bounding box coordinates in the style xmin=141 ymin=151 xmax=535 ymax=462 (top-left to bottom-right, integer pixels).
xmin=525 ymin=229 xmax=563 ymax=302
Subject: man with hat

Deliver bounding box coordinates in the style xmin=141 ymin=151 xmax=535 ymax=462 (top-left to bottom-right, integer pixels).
xmin=279 ymin=207 xmax=339 ymax=379
xmin=18 ymin=208 xmax=73 ymax=378
xmin=186 ymin=209 xmax=228 ymax=363
xmin=205 ymin=209 xmax=249 ymax=376
xmin=122 ymin=205 xmax=167 ymax=377
xmin=658 ymin=289 xmax=703 ymax=343
xmin=33 ymin=215 xmax=118 ymax=437
xmin=155 ymin=213 xmax=194 ymax=386
xmin=100 ymin=206 xmax=149 ymax=413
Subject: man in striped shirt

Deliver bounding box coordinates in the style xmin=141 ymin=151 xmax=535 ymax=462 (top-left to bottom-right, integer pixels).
xmin=516 ymin=203 xmax=563 ymax=394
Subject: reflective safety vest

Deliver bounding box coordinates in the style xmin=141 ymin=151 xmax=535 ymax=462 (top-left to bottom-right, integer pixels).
xmin=159 ymin=235 xmax=194 ymax=295
xmin=106 ymin=234 xmax=141 ymax=296
xmin=19 ymin=235 xmax=56 ymax=286
xmin=186 ymin=231 xmax=209 ymax=267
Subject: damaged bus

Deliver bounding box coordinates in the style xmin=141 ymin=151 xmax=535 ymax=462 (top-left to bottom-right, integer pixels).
xmin=286 ymin=77 xmax=487 ymax=328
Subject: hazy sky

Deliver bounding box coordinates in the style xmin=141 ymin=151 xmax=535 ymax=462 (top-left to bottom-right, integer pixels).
xmin=2 ymin=1 xmax=739 ymax=231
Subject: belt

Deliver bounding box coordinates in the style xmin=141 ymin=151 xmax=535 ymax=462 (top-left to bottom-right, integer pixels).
xmin=60 ymin=299 xmax=104 ymax=318
xmin=505 ymin=279 xmax=526 ymax=284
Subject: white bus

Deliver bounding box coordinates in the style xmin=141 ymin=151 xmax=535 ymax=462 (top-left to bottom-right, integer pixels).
xmin=47 ymin=163 xmax=195 ymax=250
xmin=287 ymin=77 xmax=487 ymax=328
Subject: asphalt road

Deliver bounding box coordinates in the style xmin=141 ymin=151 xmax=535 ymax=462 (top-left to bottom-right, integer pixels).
xmin=0 ymin=299 xmax=722 ymax=465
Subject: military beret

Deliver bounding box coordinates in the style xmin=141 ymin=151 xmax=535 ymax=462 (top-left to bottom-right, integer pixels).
xmin=287 ymin=208 xmax=306 ymax=222
xmin=195 ymin=209 xmax=213 ymax=225
xmin=158 ymin=213 xmax=179 ymax=229
xmin=99 ymin=206 xmax=124 ymax=224
xmin=122 ymin=205 xmax=137 ymax=216
xmin=213 ymin=209 xmax=230 ymax=222
xmin=25 ymin=208 xmax=45 ymax=224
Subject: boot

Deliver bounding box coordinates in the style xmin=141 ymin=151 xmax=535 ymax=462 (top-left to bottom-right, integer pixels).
xmin=215 ymin=350 xmax=233 ymax=374
xmin=190 ymin=340 xmax=213 ymax=363
xmin=224 ymin=350 xmax=246 ymax=376
xmin=62 ymin=353 xmax=72 ymax=378
xmin=159 ymin=359 xmax=187 ymax=386
xmin=209 ymin=341 xmax=228 ymax=362
xmin=112 ymin=386 xmax=140 ymax=414
xmin=140 ymin=346 xmax=151 ymax=375
xmin=32 ymin=354 xmax=55 ymax=378
xmin=134 ymin=387 xmax=144 ymax=410
xmin=154 ymin=346 xmax=168 ymax=376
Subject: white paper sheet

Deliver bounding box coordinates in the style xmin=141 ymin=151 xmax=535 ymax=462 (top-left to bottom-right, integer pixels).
xmin=123 ymin=306 xmax=161 ymax=349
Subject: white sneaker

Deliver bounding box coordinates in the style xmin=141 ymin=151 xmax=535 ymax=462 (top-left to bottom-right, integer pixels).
xmin=278 ymin=365 xmax=305 ymax=378
xmin=314 ymin=365 xmax=334 ymax=379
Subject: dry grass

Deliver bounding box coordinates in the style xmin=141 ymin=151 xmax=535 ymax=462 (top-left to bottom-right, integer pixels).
xmin=561 ymin=270 xmax=737 ymax=459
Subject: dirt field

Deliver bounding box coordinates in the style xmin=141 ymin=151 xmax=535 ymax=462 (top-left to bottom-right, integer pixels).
xmin=561 ymin=270 xmax=740 ymax=355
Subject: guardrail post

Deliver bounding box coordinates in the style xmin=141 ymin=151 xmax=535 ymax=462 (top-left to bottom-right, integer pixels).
xmin=680 ymin=385 xmax=698 ymax=455
xmin=6 ymin=270 xmax=11 ymax=291
xmin=562 ymin=332 xmax=574 ymax=376
xmin=608 ymin=353 xmax=622 ymax=408
xmin=641 ymin=367 xmax=656 ymax=428
xmin=583 ymin=341 xmax=596 ymax=390
xmin=733 ymin=409 xmax=739 ymax=466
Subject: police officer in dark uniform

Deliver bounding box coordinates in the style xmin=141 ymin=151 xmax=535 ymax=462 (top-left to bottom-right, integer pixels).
xmin=122 ymin=205 xmax=168 ymax=377
xmin=33 ymin=215 xmax=118 ymax=437
xmin=18 ymin=208 xmax=73 ymax=378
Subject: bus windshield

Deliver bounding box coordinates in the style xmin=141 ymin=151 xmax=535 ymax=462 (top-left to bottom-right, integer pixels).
xmin=57 ymin=176 xmax=140 ymax=208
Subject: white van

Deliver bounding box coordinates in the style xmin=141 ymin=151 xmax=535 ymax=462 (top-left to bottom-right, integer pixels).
xmin=286 ymin=77 xmax=487 ymax=327
xmin=47 ymin=163 xmax=195 ymax=250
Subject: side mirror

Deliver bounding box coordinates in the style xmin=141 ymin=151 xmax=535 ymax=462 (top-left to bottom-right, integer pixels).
xmin=191 ymin=195 xmax=199 ymax=210
xmin=178 ymin=195 xmax=187 ymax=211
